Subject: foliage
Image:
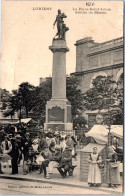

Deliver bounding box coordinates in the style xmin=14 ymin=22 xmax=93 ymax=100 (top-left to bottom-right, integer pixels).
xmin=66 ymin=76 xmax=84 ymax=117
xmin=83 ymin=75 xmax=123 ymax=125
xmin=18 ymin=82 xmax=36 ymax=117
xmin=3 ymin=76 xmax=85 ymax=126
xmin=3 ymin=82 xmax=36 ymax=118
xmin=73 ymin=115 xmax=87 ymax=129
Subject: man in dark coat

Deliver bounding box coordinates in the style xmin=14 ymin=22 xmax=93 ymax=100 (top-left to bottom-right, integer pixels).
xmin=38 ymin=133 xmax=47 ymax=152
xmin=58 ymin=147 xmax=72 ymax=177
xmin=10 ymin=139 xmax=19 ymax=174
xmin=22 ymin=133 xmax=32 ymax=175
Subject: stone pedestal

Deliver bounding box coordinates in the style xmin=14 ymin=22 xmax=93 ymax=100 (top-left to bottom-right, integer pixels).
xmin=44 ymin=39 xmax=73 ymax=131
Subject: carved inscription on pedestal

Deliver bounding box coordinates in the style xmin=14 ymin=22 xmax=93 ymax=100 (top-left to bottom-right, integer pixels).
xmin=48 ymin=106 xmax=64 ymax=122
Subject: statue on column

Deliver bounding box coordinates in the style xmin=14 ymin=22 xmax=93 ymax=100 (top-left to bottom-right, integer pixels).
xmin=53 ymin=9 xmax=69 ymax=40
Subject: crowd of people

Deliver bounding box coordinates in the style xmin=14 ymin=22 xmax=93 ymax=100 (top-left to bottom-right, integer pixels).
xmin=0 ymin=129 xmax=77 ymax=179
xmin=0 ymin=126 xmax=122 ymax=188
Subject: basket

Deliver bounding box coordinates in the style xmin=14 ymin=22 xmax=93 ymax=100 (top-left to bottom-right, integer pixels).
xmin=110 ymin=162 xmax=119 ymax=168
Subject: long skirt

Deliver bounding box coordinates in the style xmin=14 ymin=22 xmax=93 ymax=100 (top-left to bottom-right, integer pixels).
xmin=106 ymin=162 xmax=120 ymax=185
xmin=88 ymin=163 xmax=101 ymax=184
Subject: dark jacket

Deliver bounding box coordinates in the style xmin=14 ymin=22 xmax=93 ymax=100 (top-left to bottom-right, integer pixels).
xmin=61 ymin=150 xmax=72 ymax=163
xmin=51 ymin=151 xmax=62 ymax=163
xmin=10 ymin=140 xmax=19 ymax=159
xmin=39 ymin=138 xmax=47 ymax=151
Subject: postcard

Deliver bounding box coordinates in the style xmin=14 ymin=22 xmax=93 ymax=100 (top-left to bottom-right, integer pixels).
xmin=0 ymin=0 xmax=123 ymax=194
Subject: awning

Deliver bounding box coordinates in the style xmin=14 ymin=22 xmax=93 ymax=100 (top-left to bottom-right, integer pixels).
xmin=85 ymin=125 xmax=123 ymax=145
xmin=0 ymin=120 xmax=18 ymax=125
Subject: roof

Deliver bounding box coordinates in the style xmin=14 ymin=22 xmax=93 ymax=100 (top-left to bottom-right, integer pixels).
xmin=81 ymin=143 xmax=105 ymax=153
xmin=14 ymin=118 xmax=33 ymax=124
xmin=85 ymin=125 xmax=123 ymax=145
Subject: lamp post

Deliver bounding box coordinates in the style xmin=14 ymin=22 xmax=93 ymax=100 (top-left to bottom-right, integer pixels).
xmin=18 ymin=93 xmax=22 ymax=125
xmin=97 ymin=95 xmax=112 ymax=147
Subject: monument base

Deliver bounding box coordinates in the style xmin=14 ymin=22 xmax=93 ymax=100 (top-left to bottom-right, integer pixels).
xmin=44 ymin=98 xmax=73 ymax=131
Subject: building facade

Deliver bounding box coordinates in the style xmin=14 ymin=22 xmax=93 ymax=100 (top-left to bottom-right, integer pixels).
xmin=72 ymin=37 xmax=123 ymax=93
xmin=71 ymin=37 xmax=123 ymax=127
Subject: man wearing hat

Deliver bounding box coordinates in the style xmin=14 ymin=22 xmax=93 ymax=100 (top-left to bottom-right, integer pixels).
xmin=58 ymin=146 xmax=72 ymax=177
xmin=10 ymin=138 xmax=19 ymax=174
xmin=15 ymin=133 xmax=22 ymax=166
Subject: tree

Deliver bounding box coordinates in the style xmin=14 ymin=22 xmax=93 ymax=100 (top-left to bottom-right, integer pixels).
xmin=73 ymin=115 xmax=87 ymax=129
xmin=18 ymin=82 xmax=36 ymax=118
xmin=66 ymin=76 xmax=84 ymax=117
xmin=4 ymin=76 xmax=86 ymax=126
xmin=83 ymin=75 xmax=123 ymax=125
xmin=3 ymin=108 xmax=15 ymax=119
xmin=3 ymin=90 xmax=19 ymax=119
xmin=3 ymin=82 xmax=36 ymax=119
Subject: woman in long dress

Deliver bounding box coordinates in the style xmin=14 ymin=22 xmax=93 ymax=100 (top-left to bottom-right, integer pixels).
xmin=106 ymin=146 xmax=121 ymax=188
xmin=87 ymin=147 xmax=102 ymax=187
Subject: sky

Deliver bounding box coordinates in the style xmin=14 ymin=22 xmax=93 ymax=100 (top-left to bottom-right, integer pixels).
xmin=1 ymin=0 xmax=123 ymax=92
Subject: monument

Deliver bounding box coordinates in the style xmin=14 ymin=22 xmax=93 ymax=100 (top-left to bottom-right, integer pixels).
xmin=44 ymin=10 xmax=73 ymax=131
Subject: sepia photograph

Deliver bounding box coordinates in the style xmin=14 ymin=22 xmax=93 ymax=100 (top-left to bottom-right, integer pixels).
xmin=0 ymin=0 xmax=124 ymax=194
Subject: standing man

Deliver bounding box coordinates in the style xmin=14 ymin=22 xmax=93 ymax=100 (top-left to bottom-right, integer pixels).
xmin=22 ymin=133 xmax=32 ymax=175
xmin=38 ymin=132 xmax=47 ymax=152
xmin=10 ymin=138 xmax=19 ymax=175
xmin=87 ymin=147 xmax=102 ymax=187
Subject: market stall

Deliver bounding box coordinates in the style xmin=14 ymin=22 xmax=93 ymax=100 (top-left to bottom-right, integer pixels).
xmin=79 ymin=125 xmax=123 ymax=182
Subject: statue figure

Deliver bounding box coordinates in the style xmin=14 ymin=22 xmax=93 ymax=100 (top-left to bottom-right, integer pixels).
xmin=53 ymin=9 xmax=69 ymax=40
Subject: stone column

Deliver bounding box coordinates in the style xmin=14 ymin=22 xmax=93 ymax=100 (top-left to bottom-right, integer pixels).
xmin=44 ymin=39 xmax=73 ymax=131
xmin=50 ymin=39 xmax=69 ymax=99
